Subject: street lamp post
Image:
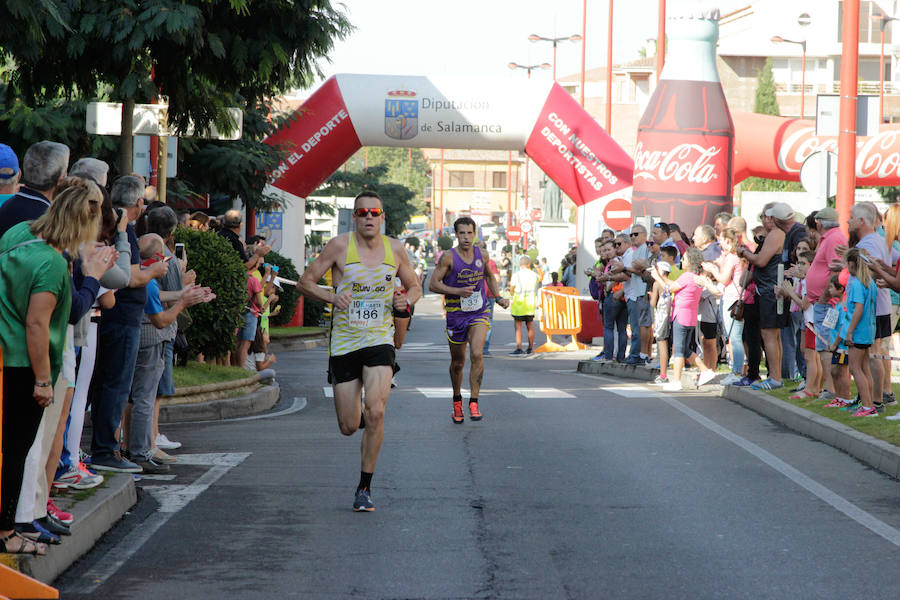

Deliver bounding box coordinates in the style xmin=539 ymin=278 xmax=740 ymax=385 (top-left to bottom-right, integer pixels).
xmin=507 ymin=62 xmax=551 ymax=78
xmin=771 ymin=36 xmax=807 ymax=118
xmin=528 ymin=33 xmax=583 ymax=81
xmin=873 ymin=11 xmax=898 ymax=124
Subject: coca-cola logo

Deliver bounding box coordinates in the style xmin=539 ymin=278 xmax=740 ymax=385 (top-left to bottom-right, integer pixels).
xmin=634 ymin=142 xmax=722 ymax=184
xmin=777 ymin=126 xmax=900 ymax=181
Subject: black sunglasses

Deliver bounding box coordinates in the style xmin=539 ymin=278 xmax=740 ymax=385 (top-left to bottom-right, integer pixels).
xmin=630 ymin=232 xmax=643 ymax=237
xmin=353 ymin=207 xmax=383 ymax=218
xmin=614 ymin=242 xmax=623 ymax=247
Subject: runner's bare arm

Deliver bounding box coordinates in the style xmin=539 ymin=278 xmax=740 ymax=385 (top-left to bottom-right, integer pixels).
xmin=484 ymin=259 xmax=509 ymax=309
xmin=300 ymin=235 xmax=350 ymax=309
xmin=392 ymin=239 xmax=422 ymax=308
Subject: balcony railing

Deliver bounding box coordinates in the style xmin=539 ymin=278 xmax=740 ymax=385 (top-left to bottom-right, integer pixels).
xmin=775 ymin=81 xmax=900 ymax=94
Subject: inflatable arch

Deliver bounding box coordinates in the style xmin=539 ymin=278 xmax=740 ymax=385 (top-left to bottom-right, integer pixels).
xmin=264 ymin=74 xmax=635 ymax=223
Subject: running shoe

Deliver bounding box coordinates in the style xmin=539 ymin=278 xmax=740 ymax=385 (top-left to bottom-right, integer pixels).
xmin=77 ymin=461 xmax=104 ymax=486
xmin=874 ymin=402 xmax=886 ymax=414
xmin=155 ymin=433 xmax=182 ymax=450
xmin=624 ymin=356 xmax=644 ymax=365
xmin=353 ymin=488 xmax=374 ymax=512
xmin=720 ymin=373 xmax=742 ymax=386
xmin=851 ymin=406 xmax=879 ymax=418
xmin=91 ymin=451 xmax=142 ymax=473
xmin=452 ymin=400 xmax=464 ymax=424
xmin=883 ymin=392 xmax=897 ymax=406
xmin=818 ymin=390 xmax=836 ymax=401
xmin=651 ymin=375 xmax=668 ymax=385
xmin=590 ymin=354 xmax=609 ymax=362
xmin=525 ymin=347 xmax=534 ymax=355
xmin=839 ymin=399 xmax=861 ymax=412
xmin=511 ymin=348 xmax=524 ymax=355
xmin=54 ymin=465 xmax=101 ymax=490
xmin=662 ymin=381 xmax=683 ymax=391
xmin=47 ymin=499 xmax=73 ymax=526
xmin=732 ymin=377 xmax=755 ymax=387
xmin=751 ymin=379 xmax=783 ymax=391
xmin=885 ymin=411 xmax=900 ymax=420
xmin=697 ymin=371 xmax=717 ymax=386
xmin=824 ymin=398 xmax=851 ymax=408
xmin=790 ymin=381 xmax=807 ymax=393
xmin=468 ymin=401 xmax=482 ymax=421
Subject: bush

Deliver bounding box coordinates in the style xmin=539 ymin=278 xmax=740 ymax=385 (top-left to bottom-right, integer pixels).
xmin=304 ymin=297 xmax=328 ymax=327
xmin=173 ymin=227 xmax=246 ymax=360
xmin=437 ymin=235 xmax=453 ymax=250
xmin=263 ymin=249 xmax=300 ymax=326
xmin=526 ymin=248 xmax=539 ymax=263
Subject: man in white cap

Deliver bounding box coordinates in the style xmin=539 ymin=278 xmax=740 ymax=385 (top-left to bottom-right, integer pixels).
xmin=0 ymin=143 xmax=20 ymax=205
xmin=767 ymin=202 xmax=808 ymax=381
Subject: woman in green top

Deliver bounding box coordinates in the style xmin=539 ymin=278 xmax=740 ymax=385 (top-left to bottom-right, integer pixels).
xmin=0 ymin=176 xmax=101 ymax=555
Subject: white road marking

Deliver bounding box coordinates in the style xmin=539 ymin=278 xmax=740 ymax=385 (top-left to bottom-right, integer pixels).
xmin=323 ymin=386 xmax=333 ymax=398
xmin=67 ymin=452 xmax=251 ymax=594
xmin=509 ymin=387 xmax=575 ymax=398
xmin=417 ymin=387 xmax=470 ymax=398
xmin=603 ymin=386 xmax=664 ymax=398
xmin=663 ymin=396 xmax=900 ymax=549
xmin=138 ymin=474 xmax=177 ymax=481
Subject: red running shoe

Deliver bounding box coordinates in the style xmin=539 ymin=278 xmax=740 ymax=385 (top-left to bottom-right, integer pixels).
xmin=468 ymin=402 xmax=482 ymax=421
xmin=47 ymin=499 xmax=73 ymax=525
xmin=452 ymin=400 xmax=464 ymax=424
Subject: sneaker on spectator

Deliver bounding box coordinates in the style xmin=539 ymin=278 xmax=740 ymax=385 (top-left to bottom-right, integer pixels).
xmin=883 ymin=392 xmax=896 ymax=406
xmin=818 ymin=390 xmax=836 ymax=401
xmin=790 ymin=390 xmax=816 ymax=400
xmin=840 ymin=398 xmax=861 ymax=412
xmin=133 ymin=456 xmax=170 ymax=474
xmin=652 ymin=375 xmax=668 ymax=385
xmin=624 ymin=356 xmax=644 ymax=365
xmin=720 ymin=373 xmax=742 ymax=386
xmin=662 ymin=381 xmax=683 ymax=391
xmin=790 ymin=381 xmax=807 ymax=393
xmin=152 ymin=448 xmax=177 ymax=464
xmin=155 ymin=433 xmax=182 ymax=450
xmin=732 ymin=376 xmax=754 ymax=387
xmin=697 ymin=371 xmax=717 ymax=386
xmin=874 ymin=402 xmax=886 ymax=414
xmin=91 ymin=451 xmax=142 ymax=473
xmin=825 ymin=397 xmax=851 ymax=408
xmin=590 ymin=354 xmax=607 ymax=362
xmin=47 ymin=499 xmax=73 ymax=525
xmin=851 ymin=406 xmax=879 ymax=417
xmin=751 ymin=379 xmax=783 ymax=390
xmin=77 ymin=462 xmax=104 ymax=487
xmin=53 ymin=465 xmax=100 ymax=490
xmin=885 ymin=411 xmax=900 ymax=420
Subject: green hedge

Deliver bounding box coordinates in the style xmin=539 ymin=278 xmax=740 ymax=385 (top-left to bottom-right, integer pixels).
xmin=263 ymin=249 xmax=300 ymax=326
xmin=173 ymin=227 xmax=246 ymax=360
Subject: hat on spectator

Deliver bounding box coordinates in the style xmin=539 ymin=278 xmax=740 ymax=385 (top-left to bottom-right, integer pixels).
xmin=656 ymin=261 xmax=671 ymax=273
xmin=814 ymin=207 xmax=838 ymax=221
xmin=0 ymin=144 xmax=19 ymax=180
xmin=764 ymin=202 xmax=793 ymax=220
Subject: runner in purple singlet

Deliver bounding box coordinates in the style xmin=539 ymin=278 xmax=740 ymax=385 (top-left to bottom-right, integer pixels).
xmin=429 ymin=217 xmax=509 ymax=423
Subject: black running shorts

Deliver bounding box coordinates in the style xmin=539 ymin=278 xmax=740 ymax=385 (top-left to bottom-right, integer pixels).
xmin=328 ymin=344 xmax=396 ymax=384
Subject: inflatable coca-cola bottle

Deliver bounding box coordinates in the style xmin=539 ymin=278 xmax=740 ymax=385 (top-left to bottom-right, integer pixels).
xmin=631 ymin=8 xmax=734 ymax=229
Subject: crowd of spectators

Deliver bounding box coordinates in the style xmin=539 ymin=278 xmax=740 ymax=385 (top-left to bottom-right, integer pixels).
xmin=588 ymin=203 xmax=900 ymax=420
xmin=0 ymin=140 xmax=283 ymax=557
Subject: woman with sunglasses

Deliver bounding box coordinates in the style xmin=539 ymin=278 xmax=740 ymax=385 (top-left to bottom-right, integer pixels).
xmin=299 ymin=190 xmax=421 ymax=512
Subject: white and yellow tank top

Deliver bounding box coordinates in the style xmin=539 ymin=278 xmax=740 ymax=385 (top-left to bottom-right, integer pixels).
xmin=329 ymin=234 xmax=397 ymax=357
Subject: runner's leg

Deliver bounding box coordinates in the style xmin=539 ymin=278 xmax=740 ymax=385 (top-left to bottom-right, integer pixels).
xmin=360 ymin=365 xmax=392 ymax=473
xmin=466 ymin=324 xmax=489 ymax=398
xmin=333 ymin=379 xmax=364 ymax=436
xmin=449 ymin=341 xmax=467 ymax=397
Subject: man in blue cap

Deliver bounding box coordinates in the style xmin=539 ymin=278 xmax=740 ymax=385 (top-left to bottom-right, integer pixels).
xmin=0 ymin=143 xmax=20 ymax=206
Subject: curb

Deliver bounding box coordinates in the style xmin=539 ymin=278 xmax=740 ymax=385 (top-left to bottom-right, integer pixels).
xmin=0 ymin=473 xmax=136 ymax=584
xmin=159 ymin=380 xmax=281 ymax=423
xmin=578 ymin=359 xmax=900 ymax=480
xmin=267 ymin=335 xmax=327 ymax=353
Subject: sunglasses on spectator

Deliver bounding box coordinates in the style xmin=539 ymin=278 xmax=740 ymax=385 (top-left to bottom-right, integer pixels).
xmin=630 ymin=232 xmax=643 ymax=237
xmin=614 ymin=242 xmax=623 ymax=247
xmin=353 ymin=208 xmax=383 ymax=217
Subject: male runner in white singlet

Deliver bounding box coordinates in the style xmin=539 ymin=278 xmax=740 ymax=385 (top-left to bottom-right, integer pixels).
xmin=300 ymin=191 xmax=421 ymax=511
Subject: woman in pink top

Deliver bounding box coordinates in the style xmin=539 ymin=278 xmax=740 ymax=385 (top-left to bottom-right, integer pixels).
xmin=650 ymin=248 xmax=717 ymax=391
xmin=702 ymin=228 xmax=746 ymax=385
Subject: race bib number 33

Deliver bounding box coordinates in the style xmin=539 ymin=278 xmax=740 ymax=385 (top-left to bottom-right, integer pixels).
xmin=349 ymin=300 xmax=383 ymax=328
xmin=460 ymin=292 xmax=483 ymax=312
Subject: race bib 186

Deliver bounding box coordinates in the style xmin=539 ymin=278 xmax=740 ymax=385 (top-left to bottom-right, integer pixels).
xmin=349 ymin=300 xmax=383 ymax=328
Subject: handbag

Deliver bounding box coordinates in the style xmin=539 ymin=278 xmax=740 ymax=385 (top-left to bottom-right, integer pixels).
xmin=729 ymin=267 xmax=754 ymax=322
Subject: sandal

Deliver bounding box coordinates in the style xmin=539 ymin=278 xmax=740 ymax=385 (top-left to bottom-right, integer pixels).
xmin=0 ymin=532 xmax=47 ymax=555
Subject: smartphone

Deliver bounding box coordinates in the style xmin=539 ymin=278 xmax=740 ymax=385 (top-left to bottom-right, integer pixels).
xmin=175 ymin=243 xmax=185 ymax=261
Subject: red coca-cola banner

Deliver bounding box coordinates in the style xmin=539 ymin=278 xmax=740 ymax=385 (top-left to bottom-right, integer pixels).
xmin=525 ymin=83 xmax=633 ymax=206
xmin=265 ymin=77 xmax=362 ymax=198
xmin=633 ymin=133 xmax=731 ymax=196
xmin=733 ymin=111 xmax=900 ymax=185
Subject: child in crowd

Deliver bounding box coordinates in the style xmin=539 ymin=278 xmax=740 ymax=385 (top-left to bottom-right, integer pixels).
xmin=824 ymin=275 xmax=852 ymax=409
xmin=778 ymin=251 xmax=819 ymax=400
xmin=842 ymin=249 xmax=879 ymax=416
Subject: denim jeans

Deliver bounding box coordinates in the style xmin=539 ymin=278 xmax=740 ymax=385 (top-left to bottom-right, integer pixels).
xmin=722 ymin=306 xmax=745 ymax=375
xmin=602 ymin=295 xmax=627 ymax=361
xmin=792 ymin=311 xmax=806 ymax=379
xmin=90 ymin=321 xmax=141 ymax=459
xmin=483 ymin=297 xmax=496 ymax=352
xmin=626 ymin=298 xmax=643 ymax=360
xmin=780 ymin=320 xmax=798 ymax=380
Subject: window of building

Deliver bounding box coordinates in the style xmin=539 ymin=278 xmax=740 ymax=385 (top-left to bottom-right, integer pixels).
xmin=838 ymin=1 xmax=892 ymax=44
xmin=448 ymin=170 xmax=474 ymax=188
xmin=491 ymin=171 xmax=507 ymax=189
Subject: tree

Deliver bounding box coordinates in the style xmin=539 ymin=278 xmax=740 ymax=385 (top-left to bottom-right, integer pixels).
xmin=754 ymin=58 xmax=780 ymax=116
xmin=315 ymin=165 xmax=418 ymax=235
xmin=0 ymin=0 xmax=352 ymax=212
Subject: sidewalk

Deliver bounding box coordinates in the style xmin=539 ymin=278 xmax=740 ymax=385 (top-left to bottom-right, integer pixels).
xmin=578 ymin=359 xmax=900 ymax=480
xmin=2 ymin=370 xmax=283 ymax=584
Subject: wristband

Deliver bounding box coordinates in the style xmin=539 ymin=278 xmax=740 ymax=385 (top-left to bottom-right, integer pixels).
xmin=34 ymin=380 xmax=51 ymax=388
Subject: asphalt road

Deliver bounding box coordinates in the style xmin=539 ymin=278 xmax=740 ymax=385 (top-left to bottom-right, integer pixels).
xmin=58 ymin=293 xmax=900 ymax=599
